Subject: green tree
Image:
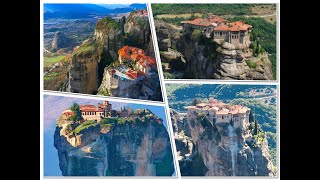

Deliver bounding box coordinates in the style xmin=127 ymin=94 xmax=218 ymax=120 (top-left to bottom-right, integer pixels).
xmin=70 ymin=102 xmax=81 ymax=117
xmin=117 ymin=118 xmax=126 ymax=125
xmin=68 ymin=102 xmax=82 ymax=122
xmin=191 ymin=29 xmax=202 ymax=41
xmin=249 ymin=111 xmax=254 ymax=123
xmin=192 ymin=98 xmax=202 ymax=106
xmin=254 ymin=120 xmax=258 ymax=135
xmin=121 ymin=16 xmax=126 ymax=35
xmin=111 ymin=110 xmax=118 ymax=117
xmin=134 ymin=118 xmax=142 ymax=124
xmin=190 ymin=13 xmax=196 ymax=20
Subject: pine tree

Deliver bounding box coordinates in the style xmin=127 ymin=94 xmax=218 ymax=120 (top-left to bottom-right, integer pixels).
xmin=69 ymin=102 xmax=82 ymax=122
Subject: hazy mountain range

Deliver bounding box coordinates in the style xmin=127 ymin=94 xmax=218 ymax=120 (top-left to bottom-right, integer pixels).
xmin=44 ymin=3 xmax=147 ymax=19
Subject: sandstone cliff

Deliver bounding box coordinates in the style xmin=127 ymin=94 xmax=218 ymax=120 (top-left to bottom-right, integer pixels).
xmin=97 ymin=68 xmax=162 ymax=101
xmin=54 ymin=110 xmax=174 ymax=176
xmin=66 ymin=11 xmax=157 ymax=98
xmin=67 ymin=17 xmax=123 ymax=94
xmin=212 ymin=42 xmax=273 ymax=80
xmin=155 ymin=20 xmax=273 ymax=80
xmin=124 ymin=12 xmax=153 ymax=56
xmin=96 ymin=12 xmax=162 ymax=100
xmin=170 ymin=108 xmax=276 ymax=176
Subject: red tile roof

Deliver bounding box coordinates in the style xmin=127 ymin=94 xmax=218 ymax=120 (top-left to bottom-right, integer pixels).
xmin=184 ymin=16 xmax=252 ymax=32
xmin=183 ymin=18 xmax=212 ymax=26
xmin=227 ymin=21 xmax=252 ymax=31
xmin=214 ymin=24 xmax=229 ymax=31
xmin=80 ymin=105 xmax=97 ymax=111
xmin=209 ymin=17 xmax=228 ymax=23
xmin=118 ymin=46 xmax=156 ymax=68
xmin=183 ymin=17 xmax=227 ymax=26
xmin=126 ymin=69 xmax=145 ymax=79
xmin=147 ymin=57 xmax=156 ymax=65
xmin=229 ymin=26 xmax=241 ymax=32
xmin=213 ymin=21 xmax=252 ymax=32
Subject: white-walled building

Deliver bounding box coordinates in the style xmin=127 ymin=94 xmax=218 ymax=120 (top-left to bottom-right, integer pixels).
xmin=80 ymin=101 xmax=112 ymax=121
xmin=186 ymin=98 xmax=251 ymax=129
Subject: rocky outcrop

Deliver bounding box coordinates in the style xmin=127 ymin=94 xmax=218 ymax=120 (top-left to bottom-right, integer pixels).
xmin=213 ymin=42 xmax=273 ymax=80
xmin=67 ymin=39 xmax=99 ymax=94
xmin=155 ymin=20 xmax=182 ymax=52
xmin=155 ymin=20 xmax=273 ymax=80
xmin=50 ymin=31 xmax=74 ymax=52
xmin=124 ymin=13 xmax=153 ymax=56
xmin=67 ymin=11 xmax=156 ymax=96
xmin=97 ymin=68 xmax=162 ymax=101
xmin=96 ymin=12 xmax=162 ymax=100
xmin=171 ymin=109 xmax=276 ymax=176
xmin=67 ymin=16 xmax=123 ymax=94
xmin=54 ymin=110 xmax=174 ymax=176
xmin=155 ymin=20 xmax=185 ymax=77
xmin=97 ymin=68 xmax=142 ymax=98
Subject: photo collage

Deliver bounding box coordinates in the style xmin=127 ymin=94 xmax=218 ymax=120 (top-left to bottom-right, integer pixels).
xmin=41 ymin=2 xmax=279 ymax=178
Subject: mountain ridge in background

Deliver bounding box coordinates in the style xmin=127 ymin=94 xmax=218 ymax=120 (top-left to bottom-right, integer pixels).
xmin=44 ymin=3 xmax=147 ymax=20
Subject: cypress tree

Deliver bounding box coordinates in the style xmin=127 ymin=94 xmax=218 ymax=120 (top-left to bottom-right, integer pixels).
xmin=249 ymin=111 xmax=254 ymax=123
xmin=254 ymin=119 xmax=258 ymax=135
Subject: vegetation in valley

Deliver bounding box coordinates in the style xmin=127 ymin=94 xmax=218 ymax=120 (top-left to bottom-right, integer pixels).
xmin=43 ymin=55 xmax=70 ymax=91
xmin=44 ymin=55 xmax=67 ymax=67
xmin=152 ymin=4 xmax=255 ymax=16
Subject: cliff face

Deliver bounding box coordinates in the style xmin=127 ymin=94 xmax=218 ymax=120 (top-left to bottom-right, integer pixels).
xmin=170 ymin=109 xmax=276 ymax=176
xmin=212 ymin=42 xmax=273 ymax=80
xmin=96 ymin=12 xmax=162 ymax=100
xmin=67 ymin=11 xmax=156 ymax=96
xmin=67 ymin=17 xmax=122 ymax=94
xmin=54 ymin=110 xmax=174 ymax=176
xmin=97 ymin=69 xmax=162 ymax=101
xmin=155 ymin=20 xmax=273 ymax=80
xmin=68 ymin=39 xmax=99 ymax=94
xmin=124 ymin=13 xmax=153 ymax=56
